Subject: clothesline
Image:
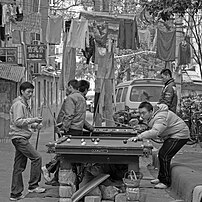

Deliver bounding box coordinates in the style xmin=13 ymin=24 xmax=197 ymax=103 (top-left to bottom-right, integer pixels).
xmin=114 ymin=51 xmax=156 ymax=59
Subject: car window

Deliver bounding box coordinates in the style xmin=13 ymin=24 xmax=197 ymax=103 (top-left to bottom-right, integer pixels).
xmin=130 ymin=86 xmax=162 ymax=102
xmin=116 ymin=88 xmax=123 ymax=102
xmin=121 ymin=87 xmax=128 ymax=102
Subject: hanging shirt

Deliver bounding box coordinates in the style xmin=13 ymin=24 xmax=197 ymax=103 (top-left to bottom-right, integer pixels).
xmin=156 ymin=28 xmax=176 ymax=61
xmin=178 ymin=39 xmax=191 ymax=65
xmin=138 ymin=29 xmax=151 ymax=49
xmin=46 ymin=16 xmax=63 ymax=45
xmin=95 ymin=46 xmax=114 ymax=79
xmin=93 ymin=23 xmax=108 ymax=48
xmin=67 ymin=19 xmax=89 ymax=50
xmin=118 ymin=17 xmax=139 ymax=50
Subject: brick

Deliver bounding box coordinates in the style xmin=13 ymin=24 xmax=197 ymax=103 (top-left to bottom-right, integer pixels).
xmin=86 ymin=186 xmax=102 ymax=197
xmin=115 ymin=193 xmax=127 ymax=202
xmin=59 ymin=169 xmax=76 ymax=185
xmin=59 ymin=198 xmax=72 ymax=202
xmin=84 ymin=196 xmax=101 ymax=202
xmin=101 ymin=200 xmax=114 ymax=202
xmin=59 ymin=185 xmax=75 ymax=198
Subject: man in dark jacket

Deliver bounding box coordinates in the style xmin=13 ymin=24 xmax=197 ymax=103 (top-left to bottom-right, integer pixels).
xmin=158 ymin=68 xmax=178 ymax=113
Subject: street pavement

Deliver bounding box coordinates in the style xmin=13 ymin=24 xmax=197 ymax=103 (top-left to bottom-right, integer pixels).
xmin=0 ymin=111 xmax=202 ymax=202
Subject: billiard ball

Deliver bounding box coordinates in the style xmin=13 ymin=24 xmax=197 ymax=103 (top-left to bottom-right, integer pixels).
xmin=91 ymin=138 xmax=95 ymax=142
xmin=68 ymin=135 xmax=72 ymax=138
xmin=66 ymin=138 xmax=71 ymax=143
xmin=81 ymin=141 xmax=86 ymax=146
xmin=81 ymin=138 xmax=85 ymax=142
xmin=94 ymin=141 xmax=98 ymax=145
xmin=96 ymin=138 xmax=100 ymax=142
xmin=123 ymin=139 xmax=127 ymax=144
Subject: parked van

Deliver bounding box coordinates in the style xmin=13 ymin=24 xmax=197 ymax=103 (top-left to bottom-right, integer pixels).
xmin=115 ymin=78 xmax=164 ymax=111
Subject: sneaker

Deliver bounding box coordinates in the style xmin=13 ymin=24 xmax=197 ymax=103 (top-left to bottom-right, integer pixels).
xmin=150 ymin=178 xmax=160 ymax=184
xmin=10 ymin=194 xmax=25 ymax=201
xmin=154 ymin=183 xmax=168 ymax=189
xmin=28 ymin=187 xmax=46 ymax=193
xmin=42 ymin=166 xmax=51 ymax=182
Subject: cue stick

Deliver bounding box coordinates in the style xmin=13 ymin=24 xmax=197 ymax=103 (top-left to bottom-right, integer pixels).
xmin=35 ymin=103 xmax=44 ymax=150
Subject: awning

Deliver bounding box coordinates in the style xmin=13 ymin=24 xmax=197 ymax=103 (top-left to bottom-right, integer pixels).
xmin=0 ymin=64 xmax=25 ymax=82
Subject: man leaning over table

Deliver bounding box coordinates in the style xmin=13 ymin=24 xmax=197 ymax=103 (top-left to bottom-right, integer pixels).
xmin=128 ymin=101 xmax=190 ymax=189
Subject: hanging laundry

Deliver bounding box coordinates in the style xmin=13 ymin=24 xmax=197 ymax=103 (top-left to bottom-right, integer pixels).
xmin=67 ymin=19 xmax=89 ymax=50
xmin=95 ymin=45 xmax=114 ymax=79
xmin=93 ymin=22 xmax=108 ymax=48
xmin=178 ymin=37 xmax=191 ymax=65
xmin=156 ymin=28 xmax=176 ymax=61
xmin=82 ymin=35 xmax=95 ymax=64
xmin=59 ymin=31 xmax=76 ymax=90
xmin=138 ymin=29 xmax=151 ymax=49
xmin=46 ymin=16 xmax=63 ymax=45
xmin=118 ymin=17 xmax=139 ymax=50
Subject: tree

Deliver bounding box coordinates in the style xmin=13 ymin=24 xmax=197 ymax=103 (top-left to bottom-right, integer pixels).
xmin=141 ymin=0 xmax=202 ymax=78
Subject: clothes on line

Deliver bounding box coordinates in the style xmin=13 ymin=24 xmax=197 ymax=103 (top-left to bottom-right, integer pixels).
xmin=118 ymin=16 xmax=139 ymax=50
xmin=46 ymin=16 xmax=63 ymax=45
xmin=178 ymin=36 xmax=191 ymax=66
xmin=138 ymin=29 xmax=151 ymax=49
xmin=67 ymin=19 xmax=89 ymax=50
xmin=156 ymin=28 xmax=176 ymax=61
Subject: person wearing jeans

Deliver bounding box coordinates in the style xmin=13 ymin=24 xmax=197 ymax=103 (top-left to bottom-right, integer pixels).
xmin=9 ymin=82 xmax=46 ymax=201
xmin=128 ymin=102 xmax=190 ymax=189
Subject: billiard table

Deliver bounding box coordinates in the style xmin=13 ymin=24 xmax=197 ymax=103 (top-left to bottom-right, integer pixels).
xmin=55 ymin=136 xmax=152 ymax=172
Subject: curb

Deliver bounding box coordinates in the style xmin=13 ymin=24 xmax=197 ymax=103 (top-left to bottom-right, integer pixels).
xmin=152 ymin=151 xmax=202 ymax=202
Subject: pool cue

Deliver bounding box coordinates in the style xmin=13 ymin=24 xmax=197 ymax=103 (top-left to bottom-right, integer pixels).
xmin=35 ymin=103 xmax=44 ymax=150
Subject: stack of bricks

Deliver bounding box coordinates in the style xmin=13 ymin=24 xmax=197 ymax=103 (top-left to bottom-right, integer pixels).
xmin=58 ymin=169 xmax=76 ymax=202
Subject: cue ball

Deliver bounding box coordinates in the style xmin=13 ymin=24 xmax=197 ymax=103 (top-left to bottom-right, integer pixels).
xmin=66 ymin=138 xmax=71 ymax=143
xmin=123 ymin=139 xmax=127 ymax=144
xmin=91 ymin=138 xmax=95 ymax=142
xmin=96 ymin=138 xmax=100 ymax=142
xmin=94 ymin=141 xmax=98 ymax=145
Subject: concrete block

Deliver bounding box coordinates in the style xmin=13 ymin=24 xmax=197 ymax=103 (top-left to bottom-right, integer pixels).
xmin=59 ymin=169 xmax=76 ymax=185
xmin=86 ymin=186 xmax=102 ymax=197
xmin=115 ymin=193 xmax=127 ymax=202
xmin=59 ymin=185 xmax=75 ymax=198
xmin=84 ymin=195 xmax=101 ymax=202
xmin=59 ymin=198 xmax=72 ymax=202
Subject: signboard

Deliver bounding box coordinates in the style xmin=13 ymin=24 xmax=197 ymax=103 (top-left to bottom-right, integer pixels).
xmin=26 ymin=44 xmax=46 ymax=62
xmin=0 ymin=47 xmax=18 ymax=64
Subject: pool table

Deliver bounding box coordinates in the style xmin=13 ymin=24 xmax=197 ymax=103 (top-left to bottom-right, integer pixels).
xmin=55 ymin=136 xmax=152 ymax=172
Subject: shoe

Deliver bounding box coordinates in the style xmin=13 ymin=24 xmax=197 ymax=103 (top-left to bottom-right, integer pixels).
xmin=150 ymin=178 xmax=160 ymax=184
xmin=28 ymin=187 xmax=46 ymax=193
xmin=45 ymin=180 xmax=60 ymax=186
xmin=42 ymin=166 xmax=51 ymax=182
xmin=10 ymin=194 xmax=25 ymax=201
xmin=154 ymin=183 xmax=168 ymax=189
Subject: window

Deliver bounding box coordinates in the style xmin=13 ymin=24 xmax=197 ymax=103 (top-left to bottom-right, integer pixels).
xmin=116 ymin=88 xmax=123 ymax=103
xmin=121 ymin=87 xmax=128 ymax=102
xmin=44 ymin=80 xmax=46 ymax=105
xmin=130 ymin=86 xmax=162 ymax=102
xmin=50 ymin=82 xmax=53 ymax=105
xmin=30 ymin=33 xmax=40 ymax=45
xmin=38 ymin=81 xmax=41 ymax=108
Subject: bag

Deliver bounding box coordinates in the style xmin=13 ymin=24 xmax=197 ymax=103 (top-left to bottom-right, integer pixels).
xmin=122 ymin=170 xmax=143 ymax=188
